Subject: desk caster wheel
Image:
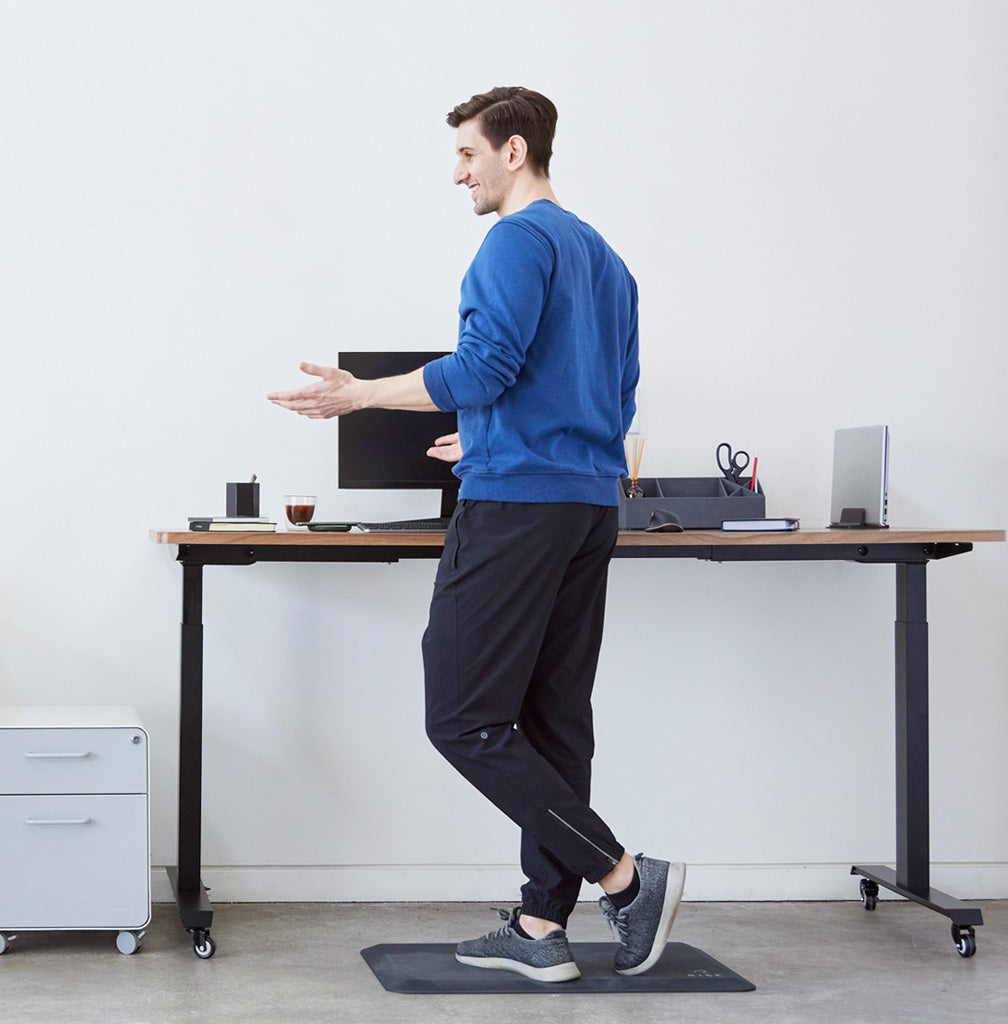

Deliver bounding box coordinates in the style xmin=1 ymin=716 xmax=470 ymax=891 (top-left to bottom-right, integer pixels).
xmin=192 ymin=930 xmax=217 ymax=959
xmin=952 ymin=925 xmax=976 ymax=958
xmin=0 ymin=933 xmax=15 ymax=955
xmin=859 ymin=878 xmax=879 ymax=911
xmin=116 ymin=930 xmax=145 ymax=955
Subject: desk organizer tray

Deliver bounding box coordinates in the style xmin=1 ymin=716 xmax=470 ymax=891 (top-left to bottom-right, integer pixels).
xmin=619 ymin=476 xmax=765 ymax=530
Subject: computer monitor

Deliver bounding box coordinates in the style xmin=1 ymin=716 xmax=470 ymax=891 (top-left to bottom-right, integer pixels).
xmin=338 ymin=351 xmax=459 ymax=518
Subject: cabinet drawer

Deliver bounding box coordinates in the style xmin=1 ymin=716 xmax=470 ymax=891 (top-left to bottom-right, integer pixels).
xmin=0 ymin=794 xmax=149 ymax=929
xmin=0 ymin=728 xmax=147 ymax=795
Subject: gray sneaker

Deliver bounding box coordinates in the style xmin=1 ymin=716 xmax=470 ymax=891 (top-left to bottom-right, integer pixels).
xmin=599 ymin=854 xmax=686 ymax=975
xmin=455 ymin=907 xmax=581 ymax=982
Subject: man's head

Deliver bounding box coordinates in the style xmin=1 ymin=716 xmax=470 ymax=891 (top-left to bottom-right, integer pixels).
xmin=446 ymin=87 xmax=558 ymax=178
xmin=448 ymin=87 xmax=558 ymax=217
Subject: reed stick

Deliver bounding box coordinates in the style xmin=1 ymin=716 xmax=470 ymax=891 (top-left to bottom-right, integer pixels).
xmin=625 ymin=434 xmax=645 ymax=487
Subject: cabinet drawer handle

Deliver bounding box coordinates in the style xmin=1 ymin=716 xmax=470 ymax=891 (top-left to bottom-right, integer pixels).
xmin=25 ymin=818 xmax=93 ymax=826
xmin=24 ymin=752 xmax=93 ymax=760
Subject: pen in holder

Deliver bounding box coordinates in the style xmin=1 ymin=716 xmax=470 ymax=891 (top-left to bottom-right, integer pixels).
xmin=624 ymin=433 xmax=645 ymax=498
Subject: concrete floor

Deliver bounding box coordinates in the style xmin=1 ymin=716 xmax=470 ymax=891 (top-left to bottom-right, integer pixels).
xmin=0 ymin=900 xmax=1004 ymax=1024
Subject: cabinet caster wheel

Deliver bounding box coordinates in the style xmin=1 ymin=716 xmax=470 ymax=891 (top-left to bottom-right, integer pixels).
xmin=859 ymin=878 xmax=879 ymax=911
xmin=0 ymin=934 xmax=15 ymax=955
xmin=116 ymin=930 xmax=145 ymax=955
xmin=952 ymin=925 xmax=976 ymax=958
xmin=192 ymin=931 xmax=217 ymax=959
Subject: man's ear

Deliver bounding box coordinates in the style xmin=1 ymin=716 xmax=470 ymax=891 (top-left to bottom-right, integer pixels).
xmin=505 ymin=134 xmax=529 ymax=171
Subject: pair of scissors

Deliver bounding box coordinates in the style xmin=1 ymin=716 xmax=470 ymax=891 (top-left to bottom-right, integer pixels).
xmin=716 ymin=442 xmax=750 ymax=484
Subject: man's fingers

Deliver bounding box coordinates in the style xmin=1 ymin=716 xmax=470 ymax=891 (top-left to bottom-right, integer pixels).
xmin=427 ymin=438 xmax=463 ymax=463
xmin=268 ymin=363 xmax=357 ymax=419
xmin=267 ymin=362 xmax=337 ymax=402
xmin=269 ymin=395 xmax=310 ymax=409
xmin=301 ymin=361 xmax=344 ymax=380
xmin=267 ymin=385 xmax=321 ymax=404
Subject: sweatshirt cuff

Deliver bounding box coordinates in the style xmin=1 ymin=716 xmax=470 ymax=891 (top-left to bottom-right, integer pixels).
xmin=422 ymin=359 xmax=457 ymax=413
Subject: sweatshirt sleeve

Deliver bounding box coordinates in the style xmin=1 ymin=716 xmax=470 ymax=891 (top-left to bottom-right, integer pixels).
xmin=423 ymin=220 xmax=552 ymax=412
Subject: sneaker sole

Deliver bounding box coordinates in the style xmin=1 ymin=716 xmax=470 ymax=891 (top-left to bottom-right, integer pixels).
xmin=455 ymin=953 xmax=581 ymax=983
xmin=615 ymin=860 xmax=687 ymax=976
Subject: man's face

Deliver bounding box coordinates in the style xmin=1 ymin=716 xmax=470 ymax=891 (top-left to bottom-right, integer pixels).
xmin=453 ymin=119 xmax=510 ymax=216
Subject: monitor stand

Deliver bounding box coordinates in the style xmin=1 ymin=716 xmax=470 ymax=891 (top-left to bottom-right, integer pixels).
xmin=829 ymin=507 xmax=889 ymax=529
xmin=440 ymin=488 xmax=459 ymax=519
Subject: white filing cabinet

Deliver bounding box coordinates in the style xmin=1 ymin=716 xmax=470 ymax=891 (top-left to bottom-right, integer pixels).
xmin=0 ymin=706 xmax=150 ymax=954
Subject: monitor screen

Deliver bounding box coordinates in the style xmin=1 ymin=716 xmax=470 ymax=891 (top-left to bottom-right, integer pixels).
xmin=338 ymin=351 xmax=459 ymax=517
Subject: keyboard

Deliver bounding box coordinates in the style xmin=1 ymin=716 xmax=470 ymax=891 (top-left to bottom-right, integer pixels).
xmin=356 ymin=517 xmax=451 ymax=532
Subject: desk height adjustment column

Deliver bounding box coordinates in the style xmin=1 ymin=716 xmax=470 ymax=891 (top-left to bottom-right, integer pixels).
xmin=895 ymin=561 xmax=929 ymax=896
xmin=169 ymin=554 xmax=216 ymax=959
xmin=852 ymin=559 xmax=983 ymax=959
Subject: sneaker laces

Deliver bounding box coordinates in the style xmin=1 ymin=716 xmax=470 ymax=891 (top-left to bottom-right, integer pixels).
xmin=599 ymin=895 xmax=631 ymax=944
xmin=484 ymin=906 xmax=521 ymax=939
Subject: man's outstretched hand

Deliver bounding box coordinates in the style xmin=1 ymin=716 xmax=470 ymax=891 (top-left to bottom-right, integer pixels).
xmin=267 ymin=362 xmax=362 ymax=419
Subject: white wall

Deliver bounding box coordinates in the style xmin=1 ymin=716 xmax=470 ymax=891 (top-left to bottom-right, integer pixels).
xmin=1 ymin=0 xmax=1005 ymax=903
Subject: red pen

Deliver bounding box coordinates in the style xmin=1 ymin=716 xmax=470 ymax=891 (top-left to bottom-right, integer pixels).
xmin=750 ymin=454 xmax=759 ymax=491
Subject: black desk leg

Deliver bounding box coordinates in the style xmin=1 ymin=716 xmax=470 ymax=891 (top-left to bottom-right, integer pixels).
xmin=895 ymin=560 xmax=930 ymax=894
xmin=168 ymin=557 xmax=216 ymax=959
xmin=852 ymin=561 xmax=983 ymax=958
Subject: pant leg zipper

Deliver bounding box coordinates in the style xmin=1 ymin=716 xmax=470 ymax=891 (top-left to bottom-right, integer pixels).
xmin=547 ymin=808 xmax=619 ymax=866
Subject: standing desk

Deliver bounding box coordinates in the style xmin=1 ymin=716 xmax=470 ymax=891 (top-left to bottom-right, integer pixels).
xmin=151 ymin=526 xmax=1004 ymax=960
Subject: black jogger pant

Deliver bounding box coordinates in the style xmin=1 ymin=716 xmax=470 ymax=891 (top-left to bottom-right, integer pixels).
xmin=422 ymin=499 xmax=624 ymax=927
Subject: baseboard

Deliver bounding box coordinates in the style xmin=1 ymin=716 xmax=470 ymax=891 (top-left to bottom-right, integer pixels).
xmin=150 ymin=862 xmax=1008 ymax=904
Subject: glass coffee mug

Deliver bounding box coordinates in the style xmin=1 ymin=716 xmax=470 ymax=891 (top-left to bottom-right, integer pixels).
xmin=283 ymin=495 xmax=316 ymax=527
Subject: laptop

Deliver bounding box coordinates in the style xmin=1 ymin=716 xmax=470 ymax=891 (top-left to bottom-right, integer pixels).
xmin=829 ymin=425 xmax=889 ymax=528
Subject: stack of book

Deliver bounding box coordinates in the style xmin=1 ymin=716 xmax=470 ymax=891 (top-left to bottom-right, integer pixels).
xmin=188 ymin=516 xmax=277 ymax=533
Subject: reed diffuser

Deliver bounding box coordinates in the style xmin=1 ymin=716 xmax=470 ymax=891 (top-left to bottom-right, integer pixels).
xmin=624 ymin=431 xmax=645 ymax=498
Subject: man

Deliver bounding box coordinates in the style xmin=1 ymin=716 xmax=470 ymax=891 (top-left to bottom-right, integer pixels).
xmin=268 ymin=86 xmax=684 ymax=982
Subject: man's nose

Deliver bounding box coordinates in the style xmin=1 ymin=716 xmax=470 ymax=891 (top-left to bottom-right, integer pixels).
xmin=453 ymin=162 xmax=468 ymax=185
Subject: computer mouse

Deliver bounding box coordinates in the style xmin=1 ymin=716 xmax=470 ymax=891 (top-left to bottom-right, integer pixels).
xmin=645 ymin=509 xmax=684 ymax=532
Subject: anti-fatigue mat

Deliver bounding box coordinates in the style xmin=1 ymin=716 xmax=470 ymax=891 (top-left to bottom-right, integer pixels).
xmin=361 ymin=941 xmax=755 ymax=994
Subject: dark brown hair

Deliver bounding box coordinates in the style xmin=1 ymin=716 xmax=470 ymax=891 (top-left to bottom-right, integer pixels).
xmin=446 ymin=87 xmax=558 ymax=178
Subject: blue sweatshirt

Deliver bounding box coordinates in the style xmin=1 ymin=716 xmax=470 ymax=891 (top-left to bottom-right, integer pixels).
xmin=423 ymin=200 xmax=639 ymax=506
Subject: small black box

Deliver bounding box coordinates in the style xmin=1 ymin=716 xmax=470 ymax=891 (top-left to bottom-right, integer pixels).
xmin=226 ymin=481 xmax=260 ymax=518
